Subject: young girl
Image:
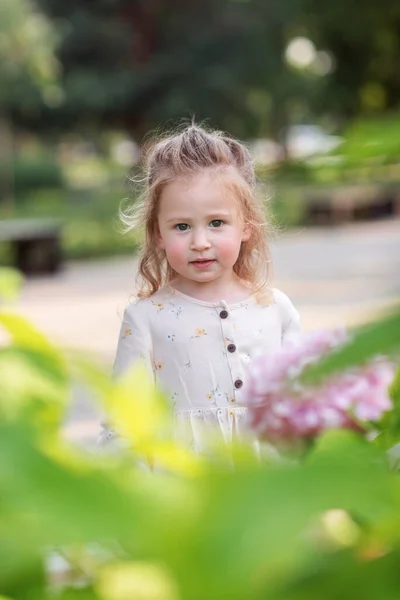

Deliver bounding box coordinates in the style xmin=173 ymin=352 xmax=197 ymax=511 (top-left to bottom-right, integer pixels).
xmin=99 ymin=124 xmax=300 ymax=454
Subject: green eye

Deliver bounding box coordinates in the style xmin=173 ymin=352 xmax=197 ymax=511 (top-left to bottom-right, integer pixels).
xmin=210 ymin=220 xmax=223 ymax=228
xmin=175 ymin=223 xmax=189 ymax=231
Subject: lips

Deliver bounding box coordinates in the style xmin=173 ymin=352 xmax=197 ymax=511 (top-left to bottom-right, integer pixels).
xmin=190 ymin=258 xmax=215 ymax=269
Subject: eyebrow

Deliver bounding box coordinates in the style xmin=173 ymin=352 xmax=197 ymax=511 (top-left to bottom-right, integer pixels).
xmin=166 ymin=212 xmax=232 ymax=223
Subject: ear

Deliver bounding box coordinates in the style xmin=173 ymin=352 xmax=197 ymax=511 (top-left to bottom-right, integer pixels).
xmin=241 ymin=223 xmax=251 ymax=242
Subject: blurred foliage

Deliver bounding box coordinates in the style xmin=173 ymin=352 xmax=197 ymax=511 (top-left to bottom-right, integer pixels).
xmin=0 ymin=0 xmax=60 ymax=112
xmin=0 ymin=187 xmax=140 ymax=264
xmin=1 ymin=0 xmax=395 ymax=141
xmin=0 ymin=269 xmax=400 ymax=599
xmin=0 ymin=154 xmax=64 ymax=195
xmin=268 ymin=185 xmax=308 ymax=229
xmin=332 ymin=115 xmax=400 ymax=165
xmin=264 ymin=114 xmax=400 ymax=227
xmin=265 ymin=115 xmax=400 ymax=185
xmin=301 ymin=0 xmax=400 ymax=119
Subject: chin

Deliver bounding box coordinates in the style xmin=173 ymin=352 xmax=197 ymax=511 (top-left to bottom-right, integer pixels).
xmin=186 ymin=271 xmax=216 ymax=281
xmin=195 ymin=275 xmax=219 ymax=284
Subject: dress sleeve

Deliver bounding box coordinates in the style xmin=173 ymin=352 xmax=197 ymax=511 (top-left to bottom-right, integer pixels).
xmin=112 ymin=301 xmax=153 ymax=379
xmin=273 ymin=288 xmax=302 ymax=343
xmin=97 ymin=300 xmax=154 ymax=451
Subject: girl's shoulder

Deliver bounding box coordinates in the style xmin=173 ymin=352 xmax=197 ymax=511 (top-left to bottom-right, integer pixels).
xmin=271 ymin=287 xmax=294 ymax=307
xmin=271 ymin=288 xmax=300 ymax=326
xmin=252 ymin=286 xmax=292 ymax=308
xmin=252 ymin=285 xmax=298 ymax=318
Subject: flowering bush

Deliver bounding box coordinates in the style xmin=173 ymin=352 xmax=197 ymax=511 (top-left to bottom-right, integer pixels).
xmin=244 ymin=329 xmax=395 ymax=446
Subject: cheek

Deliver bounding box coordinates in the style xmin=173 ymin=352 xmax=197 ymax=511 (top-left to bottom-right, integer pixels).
xmin=163 ymin=237 xmax=187 ymax=264
xmin=216 ymin=234 xmax=243 ymax=262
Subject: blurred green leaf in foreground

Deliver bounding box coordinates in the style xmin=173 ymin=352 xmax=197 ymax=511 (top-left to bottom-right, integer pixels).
xmin=1 ymin=269 xmax=400 ymax=600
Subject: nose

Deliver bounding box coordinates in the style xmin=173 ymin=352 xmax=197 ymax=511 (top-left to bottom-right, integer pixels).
xmin=190 ymin=227 xmax=211 ymax=251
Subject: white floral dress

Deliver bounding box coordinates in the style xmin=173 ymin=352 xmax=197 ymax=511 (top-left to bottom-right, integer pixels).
xmin=98 ymin=285 xmax=301 ymax=454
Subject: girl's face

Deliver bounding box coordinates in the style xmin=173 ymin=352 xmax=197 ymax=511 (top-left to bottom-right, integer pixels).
xmin=156 ymin=171 xmax=251 ymax=292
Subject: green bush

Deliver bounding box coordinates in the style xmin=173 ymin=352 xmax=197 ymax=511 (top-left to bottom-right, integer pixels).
xmin=269 ymin=185 xmax=307 ymax=229
xmin=0 ymin=155 xmax=64 ymax=196
xmin=64 ymin=219 xmax=139 ymax=260
xmin=268 ymin=160 xmax=314 ymax=184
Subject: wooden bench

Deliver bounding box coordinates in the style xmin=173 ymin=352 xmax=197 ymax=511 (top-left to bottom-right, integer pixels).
xmin=0 ymin=218 xmax=63 ymax=275
xmin=305 ymin=185 xmax=400 ymax=225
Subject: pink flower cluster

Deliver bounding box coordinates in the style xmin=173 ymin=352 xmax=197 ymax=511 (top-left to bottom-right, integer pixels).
xmin=243 ymin=329 xmax=394 ymax=444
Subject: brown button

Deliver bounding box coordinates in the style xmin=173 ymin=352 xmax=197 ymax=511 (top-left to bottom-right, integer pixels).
xmin=227 ymin=344 xmax=236 ymax=353
xmin=219 ymin=310 xmax=228 ymax=319
xmin=234 ymin=379 xmax=243 ymax=389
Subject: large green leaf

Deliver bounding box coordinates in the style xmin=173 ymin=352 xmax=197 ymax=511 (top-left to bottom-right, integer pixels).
xmin=0 ymin=346 xmax=69 ymax=427
xmin=373 ymin=366 xmax=400 ymax=451
xmin=270 ymin=549 xmax=400 ymax=600
xmin=0 ymin=268 xmax=24 ymax=302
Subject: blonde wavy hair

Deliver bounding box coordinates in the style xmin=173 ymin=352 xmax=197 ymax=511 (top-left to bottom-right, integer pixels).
xmin=120 ymin=123 xmax=273 ymax=299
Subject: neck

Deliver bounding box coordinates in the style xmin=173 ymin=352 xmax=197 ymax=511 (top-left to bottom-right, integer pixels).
xmin=171 ymin=274 xmax=252 ymax=303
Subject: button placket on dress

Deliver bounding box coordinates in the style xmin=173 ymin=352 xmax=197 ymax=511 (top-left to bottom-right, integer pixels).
xmin=218 ymin=300 xmax=244 ymax=400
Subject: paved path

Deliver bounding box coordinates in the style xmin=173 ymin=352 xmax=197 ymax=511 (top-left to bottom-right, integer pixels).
xmin=10 ymin=218 xmax=400 ymax=446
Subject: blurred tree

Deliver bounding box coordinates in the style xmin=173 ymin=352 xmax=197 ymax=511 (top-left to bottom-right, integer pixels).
xmin=22 ymin=0 xmax=313 ymax=141
xmin=0 ymin=0 xmax=59 ymax=206
xmin=7 ymin=0 xmax=400 ymax=142
xmin=301 ymin=0 xmax=400 ymax=121
xmin=0 ymin=0 xmax=60 ymax=120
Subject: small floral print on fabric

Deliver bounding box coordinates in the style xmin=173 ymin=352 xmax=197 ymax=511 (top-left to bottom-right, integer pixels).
xmin=228 ymin=409 xmax=236 ymax=419
xmin=169 ymin=391 xmax=179 ymax=407
xmin=167 ymin=333 xmax=175 ymax=342
xmin=168 ymin=303 xmax=183 ymax=319
xmin=226 ymin=394 xmax=236 ymax=405
xmin=191 ymin=328 xmax=207 ymax=339
xmin=206 ymin=385 xmax=223 ymax=407
xmin=122 ymin=327 xmax=132 ymax=339
xmin=153 ymin=361 xmax=164 ymax=371
xmin=263 ymin=298 xmax=276 ymax=307
xmin=151 ymin=301 xmax=164 ymax=312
